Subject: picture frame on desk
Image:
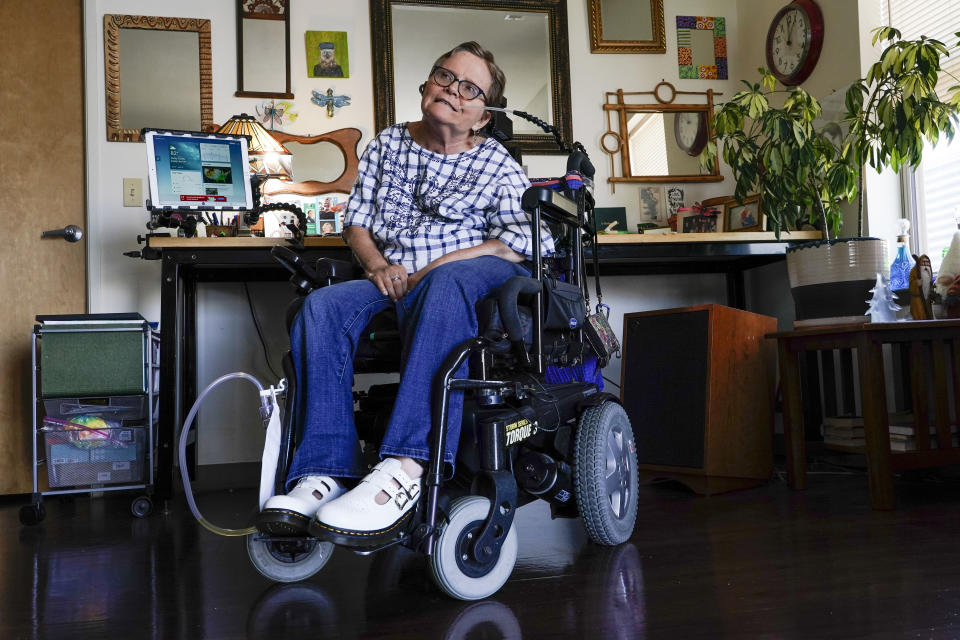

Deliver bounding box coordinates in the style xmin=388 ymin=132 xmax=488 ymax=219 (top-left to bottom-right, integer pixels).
xmin=723 ymin=195 xmax=764 ymax=232
xmin=593 ymin=206 xmax=628 ymax=234
xmin=677 ymin=210 xmax=722 ymax=233
xmin=638 ymin=186 xmax=666 ymax=225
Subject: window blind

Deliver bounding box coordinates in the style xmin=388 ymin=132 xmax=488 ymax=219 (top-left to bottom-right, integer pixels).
xmin=880 ymin=1 xmax=960 ymax=270
xmin=880 ymin=0 xmax=960 ymax=99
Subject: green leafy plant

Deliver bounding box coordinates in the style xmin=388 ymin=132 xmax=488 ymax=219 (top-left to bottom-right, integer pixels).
xmin=843 ymin=27 xmax=960 ymax=236
xmin=702 ymin=27 xmax=960 ymax=240
xmin=701 ymin=69 xmax=856 ymax=240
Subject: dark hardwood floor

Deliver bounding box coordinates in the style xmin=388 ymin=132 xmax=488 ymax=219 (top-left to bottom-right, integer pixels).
xmin=3 ymin=458 xmax=960 ymax=640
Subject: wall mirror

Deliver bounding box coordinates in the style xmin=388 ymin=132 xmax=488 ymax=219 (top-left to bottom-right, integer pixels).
xmin=236 ymin=0 xmax=292 ymax=98
xmin=262 ymin=128 xmax=362 ymax=197
xmin=370 ymin=0 xmax=572 ymax=155
xmin=104 ymin=15 xmax=212 ymax=142
xmin=588 ymin=0 xmax=665 ymax=54
xmin=602 ymin=82 xmax=722 ymax=185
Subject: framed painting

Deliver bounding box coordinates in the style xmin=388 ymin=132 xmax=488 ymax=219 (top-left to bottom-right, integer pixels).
xmin=723 ymin=196 xmax=764 ymax=232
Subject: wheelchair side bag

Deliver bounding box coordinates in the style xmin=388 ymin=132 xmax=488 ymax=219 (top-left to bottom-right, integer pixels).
xmin=542 ymin=277 xmax=586 ymax=331
xmin=496 ymin=276 xmax=585 ymax=338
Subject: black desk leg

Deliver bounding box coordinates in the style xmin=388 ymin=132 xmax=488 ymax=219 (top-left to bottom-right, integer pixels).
xmin=157 ymin=256 xmax=181 ymax=500
xmin=183 ymin=275 xmax=198 ymax=480
xmin=726 ymin=269 xmax=746 ymax=309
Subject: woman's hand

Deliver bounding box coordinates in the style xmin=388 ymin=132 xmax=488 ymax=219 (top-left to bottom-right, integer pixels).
xmin=366 ymin=263 xmax=408 ymax=301
xmin=344 ymin=226 xmax=408 ymax=301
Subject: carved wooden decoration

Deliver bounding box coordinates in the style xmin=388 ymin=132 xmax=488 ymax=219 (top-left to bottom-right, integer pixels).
xmin=261 ymin=128 xmax=363 ymax=197
xmin=104 ymin=15 xmax=212 ymax=142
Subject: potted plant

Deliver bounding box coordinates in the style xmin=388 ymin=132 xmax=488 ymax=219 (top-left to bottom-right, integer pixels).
xmin=702 ymin=27 xmax=960 ymax=324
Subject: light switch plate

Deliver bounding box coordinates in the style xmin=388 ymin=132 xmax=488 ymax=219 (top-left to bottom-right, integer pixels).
xmin=123 ymin=178 xmax=142 ymax=207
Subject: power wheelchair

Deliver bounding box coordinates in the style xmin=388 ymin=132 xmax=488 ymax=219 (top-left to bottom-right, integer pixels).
xmin=247 ymin=173 xmax=638 ymax=601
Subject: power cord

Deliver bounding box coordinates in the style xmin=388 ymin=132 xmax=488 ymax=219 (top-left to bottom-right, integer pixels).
xmin=243 ymin=282 xmax=282 ymax=381
xmin=602 ymin=376 xmax=620 ymax=391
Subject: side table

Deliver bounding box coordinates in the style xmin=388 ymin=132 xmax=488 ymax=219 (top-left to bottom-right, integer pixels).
xmin=771 ymin=320 xmax=960 ymax=510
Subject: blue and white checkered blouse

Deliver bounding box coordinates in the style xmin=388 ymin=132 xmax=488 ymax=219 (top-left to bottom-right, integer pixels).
xmin=344 ymin=124 xmax=554 ymax=274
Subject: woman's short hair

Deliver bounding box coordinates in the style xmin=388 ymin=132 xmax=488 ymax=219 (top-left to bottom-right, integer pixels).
xmin=431 ymin=41 xmax=506 ymax=109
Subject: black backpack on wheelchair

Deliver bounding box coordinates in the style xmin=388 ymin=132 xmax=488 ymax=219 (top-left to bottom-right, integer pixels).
xmin=249 ymin=177 xmax=638 ymax=600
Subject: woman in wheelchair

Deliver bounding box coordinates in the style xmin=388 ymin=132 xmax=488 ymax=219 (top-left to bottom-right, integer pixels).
xmin=252 ymin=41 xmax=638 ymax=600
xmin=259 ymin=42 xmax=554 ymax=542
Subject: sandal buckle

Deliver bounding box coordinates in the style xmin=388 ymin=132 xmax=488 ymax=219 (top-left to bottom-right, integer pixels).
xmin=394 ymin=482 xmax=420 ymax=509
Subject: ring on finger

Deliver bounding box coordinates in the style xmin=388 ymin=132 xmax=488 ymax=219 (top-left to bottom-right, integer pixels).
xmin=390 ymin=275 xmax=402 ymax=281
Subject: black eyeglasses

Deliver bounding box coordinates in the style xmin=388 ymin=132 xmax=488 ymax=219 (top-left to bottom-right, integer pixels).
xmin=429 ymin=66 xmax=486 ymax=102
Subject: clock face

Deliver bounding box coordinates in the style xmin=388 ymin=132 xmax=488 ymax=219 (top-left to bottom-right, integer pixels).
xmin=765 ymin=0 xmax=824 ymax=86
xmin=674 ymin=112 xmax=705 ymax=156
xmin=770 ymin=8 xmax=808 ymax=77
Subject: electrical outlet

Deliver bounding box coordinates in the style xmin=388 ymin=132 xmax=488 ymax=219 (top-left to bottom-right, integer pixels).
xmin=123 ymin=178 xmax=142 ymax=207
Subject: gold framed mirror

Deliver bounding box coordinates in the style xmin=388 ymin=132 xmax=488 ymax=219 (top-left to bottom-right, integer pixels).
xmin=588 ymin=0 xmax=665 ymax=54
xmin=370 ymin=0 xmax=572 ymax=155
xmin=104 ymin=15 xmax=213 ymax=142
xmin=236 ymin=0 xmax=293 ymax=99
xmin=602 ymin=82 xmax=722 ymax=185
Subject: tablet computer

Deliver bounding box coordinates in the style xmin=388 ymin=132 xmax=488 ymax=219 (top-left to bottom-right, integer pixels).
xmin=144 ymin=129 xmax=254 ymax=212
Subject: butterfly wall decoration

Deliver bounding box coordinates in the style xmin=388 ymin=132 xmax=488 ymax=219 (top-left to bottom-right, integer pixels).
xmin=256 ymin=100 xmax=298 ymax=130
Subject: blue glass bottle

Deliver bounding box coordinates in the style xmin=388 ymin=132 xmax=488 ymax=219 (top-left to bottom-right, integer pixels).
xmin=889 ymin=219 xmax=915 ymax=291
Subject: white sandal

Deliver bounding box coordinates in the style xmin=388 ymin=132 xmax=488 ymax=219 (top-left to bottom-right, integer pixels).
xmin=258 ymin=475 xmax=346 ymax=534
xmin=313 ymin=458 xmax=421 ymax=541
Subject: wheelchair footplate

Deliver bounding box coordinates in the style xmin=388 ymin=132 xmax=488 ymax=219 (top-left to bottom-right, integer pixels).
xmin=256 ymin=507 xmax=314 ymax=536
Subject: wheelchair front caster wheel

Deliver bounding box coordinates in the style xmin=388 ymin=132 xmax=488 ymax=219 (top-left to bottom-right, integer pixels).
xmin=246 ymin=533 xmax=334 ymax=583
xmin=130 ymin=496 xmax=153 ymax=518
xmin=429 ymin=496 xmax=518 ymax=601
xmin=19 ymin=503 xmax=45 ymax=526
xmin=574 ymin=401 xmax=639 ymax=546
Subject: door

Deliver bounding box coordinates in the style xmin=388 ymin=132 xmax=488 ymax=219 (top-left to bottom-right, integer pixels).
xmin=0 ymin=1 xmax=86 ymax=494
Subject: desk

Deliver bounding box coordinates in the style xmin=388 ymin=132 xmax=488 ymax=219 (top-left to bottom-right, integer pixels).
xmin=772 ymin=320 xmax=960 ymax=510
xmin=147 ymin=231 xmax=819 ymax=499
xmin=148 ymin=237 xmax=352 ymax=499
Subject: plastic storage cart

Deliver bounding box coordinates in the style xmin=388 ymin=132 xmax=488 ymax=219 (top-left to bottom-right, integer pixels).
xmin=20 ymin=314 xmax=159 ymax=525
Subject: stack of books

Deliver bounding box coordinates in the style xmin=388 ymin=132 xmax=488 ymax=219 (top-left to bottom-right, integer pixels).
xmin=888 ymin=423 xmax=959 ymax=451
xmin=821 ymin=413 xmax=959 ymax=452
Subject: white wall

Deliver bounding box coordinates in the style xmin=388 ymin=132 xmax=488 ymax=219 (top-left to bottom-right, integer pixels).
xmin=82 ymin=0 xmax=870 ymax=465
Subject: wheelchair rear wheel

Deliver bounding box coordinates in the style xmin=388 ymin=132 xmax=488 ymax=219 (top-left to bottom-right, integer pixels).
xmin=574 ymin=401 xmax=639 ymax=545
xmin=246 ymin=533 xmax=334 ymax=583
xmin=429 ymin=496 xmax=518 ymax=601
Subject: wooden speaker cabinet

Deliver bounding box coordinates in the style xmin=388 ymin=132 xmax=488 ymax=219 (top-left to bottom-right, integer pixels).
xmin=621 ymin=304 xmax=777 ymax=495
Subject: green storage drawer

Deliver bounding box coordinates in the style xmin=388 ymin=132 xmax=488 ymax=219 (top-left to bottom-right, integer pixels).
xmin=39 ymin=326 xmax=147 ymax=398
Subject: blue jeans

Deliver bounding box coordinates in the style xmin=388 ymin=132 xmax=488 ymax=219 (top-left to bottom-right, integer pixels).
xmin=286 ymin=255 xmax=529 ymax=489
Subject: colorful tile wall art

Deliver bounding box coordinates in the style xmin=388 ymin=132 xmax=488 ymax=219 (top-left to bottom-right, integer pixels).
xmin=676 ymin=16 xmax=727 ymax=80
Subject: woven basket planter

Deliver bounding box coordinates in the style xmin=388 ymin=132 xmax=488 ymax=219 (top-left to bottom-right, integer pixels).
xmin=785 ymin=237 xmax=888 ymax=326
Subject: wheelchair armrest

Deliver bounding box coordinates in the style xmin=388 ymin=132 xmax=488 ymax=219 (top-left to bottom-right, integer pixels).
xmin=314 ymin=257 xmax=361 ymax=283
xmin=498 ymin=276 xmax=542 ymax=367
xmin=521 ymin=187 xmax=585 ymax=231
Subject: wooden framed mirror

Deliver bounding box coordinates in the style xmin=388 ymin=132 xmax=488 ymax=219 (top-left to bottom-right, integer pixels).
xmin=587 ymin=0 xmax=665 ymax=54
xmin=370 ymin=0 xmax=572 ymax=155
xmin=104 ymin=15 xmax=212 ymax=142
xmin=602 ymin=82 xmax=722 ymax=185
xmin=261 ymin=128 xmax=362 ymax=197
xmin=236 ymin=0 xmax=293 ymax=99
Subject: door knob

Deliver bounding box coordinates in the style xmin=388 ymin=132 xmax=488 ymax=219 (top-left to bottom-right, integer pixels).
xmin=41 ymin=225 xmax=83 ymax=242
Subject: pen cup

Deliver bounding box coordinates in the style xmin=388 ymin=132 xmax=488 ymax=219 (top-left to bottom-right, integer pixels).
xmin=205 ymin=225 xmax=236 ymax=237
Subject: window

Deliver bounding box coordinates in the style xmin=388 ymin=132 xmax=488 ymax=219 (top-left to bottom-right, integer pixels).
xmin=880 ymin=0 xmax=960 ymax=271
xmin=911 ymin=139 xmax=960 ymax=271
